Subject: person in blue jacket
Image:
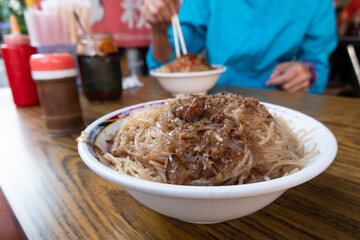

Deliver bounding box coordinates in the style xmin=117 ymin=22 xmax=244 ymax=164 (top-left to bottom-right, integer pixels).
xmin=142 ymin=0 xmax=337 ymax=93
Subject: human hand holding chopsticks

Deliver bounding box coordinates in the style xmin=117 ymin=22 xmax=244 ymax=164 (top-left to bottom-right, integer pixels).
xmin=142 ymin=0 xmax=180 ymax=31
xmin=142 ymin=0 xmax=182 ymax=62
xmin=266 ymin=61 xmax=313 ymax=92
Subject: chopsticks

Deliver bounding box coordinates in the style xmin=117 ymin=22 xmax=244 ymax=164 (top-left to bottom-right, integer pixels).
xmin=171 ymin=15 xmax=187 ymax=58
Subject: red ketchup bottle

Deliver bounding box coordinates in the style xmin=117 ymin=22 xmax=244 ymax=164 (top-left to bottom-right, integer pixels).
xmin=0 ymin=16 xmax=39 ymax=106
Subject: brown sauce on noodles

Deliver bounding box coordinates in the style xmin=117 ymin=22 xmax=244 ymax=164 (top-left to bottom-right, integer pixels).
xmin=104 ymin=93 xmax=315 ymax=186
xmin=156 ymin=53 xmax=213 ymax=73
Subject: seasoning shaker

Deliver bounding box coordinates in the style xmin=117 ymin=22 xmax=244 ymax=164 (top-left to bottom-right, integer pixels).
xmin=30 ymin=53 xmax=84 ymax=136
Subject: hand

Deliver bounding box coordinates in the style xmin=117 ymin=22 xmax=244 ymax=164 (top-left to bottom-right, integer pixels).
xmin=142 ymin=0 xmax=180 ymax=32
xmin=337 ymin=11 xmax=350 ymax=36
xmin=266 ymin=62 xmax=313 ymax=93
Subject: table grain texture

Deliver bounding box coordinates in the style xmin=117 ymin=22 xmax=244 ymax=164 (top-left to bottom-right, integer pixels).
xmin=0 ymin=77 xmax=359 ymax=240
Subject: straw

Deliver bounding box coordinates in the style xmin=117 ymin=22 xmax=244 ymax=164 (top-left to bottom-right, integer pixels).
xmin=24 ymin=0 xmax=36 ymax=8
xmin=24 ymin=10 xmax=37 ymax=45
xmin=9 ymin=15 xmax=20 ymax=34
xmin=73 ymin=11 xmax=86 ymax=34
xmin=24 ymin=0 xmax=92 ymax=46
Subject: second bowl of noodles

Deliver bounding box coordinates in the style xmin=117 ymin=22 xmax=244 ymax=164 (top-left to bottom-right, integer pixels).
xmin=77 ymin=93 xmax=337 ymax=224
xmin=150 ymin=54 xmax=226 ymax=96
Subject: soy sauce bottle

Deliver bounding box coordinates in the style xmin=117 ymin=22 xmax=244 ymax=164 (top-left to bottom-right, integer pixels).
xmin=77 ymin=33 xmax=122 ymax=102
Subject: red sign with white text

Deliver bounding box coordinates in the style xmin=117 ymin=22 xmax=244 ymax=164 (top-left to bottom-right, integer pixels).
xmin=91 ymin=0 xmax=151 ymax=47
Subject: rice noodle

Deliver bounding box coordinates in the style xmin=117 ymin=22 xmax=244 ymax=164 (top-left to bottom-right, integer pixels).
xmin=102 ymin=93 xmax=318 ymax=186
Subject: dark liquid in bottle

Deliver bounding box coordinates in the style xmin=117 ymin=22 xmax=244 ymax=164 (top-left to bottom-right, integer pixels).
xmin=78 ymin=52 xmax=122 ymax=102
xmin=36 ymin=76 xmax=83 ymax=136
xmin=347 ymin=22 xmax=360 ymax=36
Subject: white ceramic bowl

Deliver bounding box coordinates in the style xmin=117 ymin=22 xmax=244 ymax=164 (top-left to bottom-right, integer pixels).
xmin=150 ymin=65 xmax=226 ymax=96
xmin=77 ymin=100 xmax=337 ymax=224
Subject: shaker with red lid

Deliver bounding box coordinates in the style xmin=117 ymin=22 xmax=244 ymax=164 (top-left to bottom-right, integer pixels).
xmin=1 ymin=15 xmax=39 ymax=106
xmin=30 ymin=53 xmax=84 ymax=136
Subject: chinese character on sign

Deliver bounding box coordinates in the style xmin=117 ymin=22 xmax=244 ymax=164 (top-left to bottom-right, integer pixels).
xmin=121 ymin=0 xmax=148 ymax=29
xmin=91 ymin=0 xmax=151 ymax=47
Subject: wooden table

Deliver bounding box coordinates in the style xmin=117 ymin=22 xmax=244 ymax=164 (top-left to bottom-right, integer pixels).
xmin=0 ymin=77 xmax=359 ymax=240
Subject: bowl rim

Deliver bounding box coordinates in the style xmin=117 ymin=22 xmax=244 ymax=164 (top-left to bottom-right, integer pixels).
xmin=149 ymin=64 xmax=227 ymax=78
xmin=78 ymin=99 xmax=337 ymax=199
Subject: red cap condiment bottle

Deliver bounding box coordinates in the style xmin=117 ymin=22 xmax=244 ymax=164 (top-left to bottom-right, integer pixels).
xmin=1 ymin=15 xmax=39 ymax=106
xmin=30 ymin=53 xmax=84 ymax=136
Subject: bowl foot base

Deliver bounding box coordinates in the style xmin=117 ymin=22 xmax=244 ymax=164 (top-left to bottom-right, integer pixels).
xmin=172 ymin=91 xmax=207 ymax=97
xmin=179 ymin=219 xmax=224 ymax=224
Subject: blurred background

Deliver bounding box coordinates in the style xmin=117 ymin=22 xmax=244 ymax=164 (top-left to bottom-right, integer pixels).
xmin=1 ymin=0 xmax=360 ymax=97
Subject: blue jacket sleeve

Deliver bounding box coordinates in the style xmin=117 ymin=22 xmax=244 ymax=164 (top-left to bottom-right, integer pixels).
xmin=297 ymin=1 xmax=338 ymax=94
xmin=146 ymin=0 xmax=209 ymax=70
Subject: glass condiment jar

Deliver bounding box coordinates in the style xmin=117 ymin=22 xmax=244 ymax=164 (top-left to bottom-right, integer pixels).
xmin=77 ymin=33 xmax=122 ymax=102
